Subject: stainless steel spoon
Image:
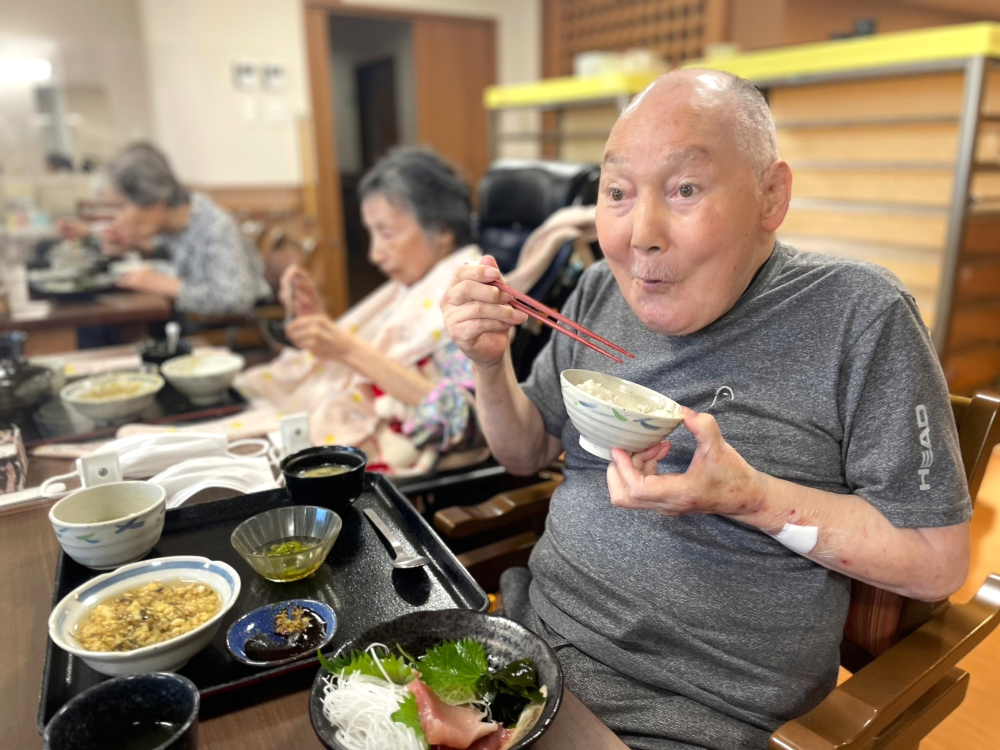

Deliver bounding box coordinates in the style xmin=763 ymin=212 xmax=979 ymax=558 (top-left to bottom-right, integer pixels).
xmin=363 ymin=508 xmax=430 ymax=569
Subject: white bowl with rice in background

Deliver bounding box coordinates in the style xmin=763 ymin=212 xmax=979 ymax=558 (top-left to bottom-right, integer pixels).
xmin=60 ymin=372 xmax=164 ymax=422
xmin=561 ymin=368 xmax=683 ymax=460
xmin=160 ymin=352 xmax=246 ymax=405
xmin=48 ymin=555 xmax=241 ymax=677
xmin=49 ymin=481 xmax=166 ymax=569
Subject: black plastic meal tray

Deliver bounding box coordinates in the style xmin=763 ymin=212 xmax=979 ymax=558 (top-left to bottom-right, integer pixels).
xmin=37 ymin=475 xmax=489 ymax=731
xmin=15 ymin=383 xmax=249 ymax=448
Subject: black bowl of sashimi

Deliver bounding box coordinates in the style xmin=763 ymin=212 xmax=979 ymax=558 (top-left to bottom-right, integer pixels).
xmin=309 ymin=608 xmax=563 ymax=750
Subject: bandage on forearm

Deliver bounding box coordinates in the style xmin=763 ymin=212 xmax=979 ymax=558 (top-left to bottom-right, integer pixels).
xmin=774 ymin=523 xmax=819 ymax=555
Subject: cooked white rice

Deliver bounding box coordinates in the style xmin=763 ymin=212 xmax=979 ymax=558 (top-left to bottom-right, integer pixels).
xmin=576 ymin=379 xmax=676 ymax=417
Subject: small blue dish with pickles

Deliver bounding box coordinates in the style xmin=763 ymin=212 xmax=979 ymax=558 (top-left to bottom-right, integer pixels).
xmin=226 ymin=599 xmax=337 ymax=668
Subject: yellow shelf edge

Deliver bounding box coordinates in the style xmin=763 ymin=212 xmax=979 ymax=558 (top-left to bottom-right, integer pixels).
xmin=485 ymin=22 xmax=1000 ymax=112
xmin=690 ymin=22 xmax=1000 ymax=82
xmin=484 ymin=71 xmax=659 ymax=110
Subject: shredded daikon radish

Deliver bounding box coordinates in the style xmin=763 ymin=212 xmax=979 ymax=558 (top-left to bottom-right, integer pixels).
xmin=321 ymin=644 xmax=425 ymax=750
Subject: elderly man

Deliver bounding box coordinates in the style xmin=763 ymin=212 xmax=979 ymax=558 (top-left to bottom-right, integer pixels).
xmin=441 ymin=69 xmax=971 ymax=750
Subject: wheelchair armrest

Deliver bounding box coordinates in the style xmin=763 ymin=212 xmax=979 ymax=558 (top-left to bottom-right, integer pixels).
xmin=433 ymin=478 xmax=562 ymax=539
xmin=770 ymin=574 xmax=1000 ymax=750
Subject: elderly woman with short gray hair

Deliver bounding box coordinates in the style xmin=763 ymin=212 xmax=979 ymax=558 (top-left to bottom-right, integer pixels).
xmin=237 ymin=147 xmax=484 ymax=474
xmin=102 ymin=142 xmax=269 ymax=315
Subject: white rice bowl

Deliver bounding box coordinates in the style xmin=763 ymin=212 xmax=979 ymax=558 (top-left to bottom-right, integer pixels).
xmin=560 ymin=369 xmax=683 ymax=460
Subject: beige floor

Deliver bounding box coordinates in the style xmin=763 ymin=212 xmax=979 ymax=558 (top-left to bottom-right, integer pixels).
xmin=923 ymin=444 xmax=1000 ymax=750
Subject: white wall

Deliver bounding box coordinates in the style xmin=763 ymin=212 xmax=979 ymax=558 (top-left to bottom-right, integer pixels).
xmin=138 ymin=0 xmax=311 ymax=187
xmin=0 ymin=0 xmax=151 ymax=176
xmin=328 ymin=16 xmax=416 ymax=175
xmin=138 ymin=0 xmax=540 ymax=187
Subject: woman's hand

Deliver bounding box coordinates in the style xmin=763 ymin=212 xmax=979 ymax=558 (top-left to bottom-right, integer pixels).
xmin=280 ymin=265 xmax=324 ymax=317
xmin=116 ymin=269 xmax=182 ymax=299
xmin=441 ymin=256 xmax=527 ymax=369
xmin=98 ymin=223 xmax=137 ymax=257
xmin=286 ymin=314 xmax=360 ymax=362
xmin=57 ymin=218 xmax=91 ymax=240
xmin=607 ymin=407 xmax=765 ymax=518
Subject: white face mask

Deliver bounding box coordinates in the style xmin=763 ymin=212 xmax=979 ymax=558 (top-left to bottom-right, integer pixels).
xmin=149 ymin=455 xmax=280 ymax=509
xmin=100 ymin=432 xmax=233 ymax=477
xmin=40 ymin=433 xmax=274 ymax=498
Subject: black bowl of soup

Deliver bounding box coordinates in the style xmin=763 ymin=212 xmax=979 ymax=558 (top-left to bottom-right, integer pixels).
xmin=43 ymin=672 xmax=199 ymax=750
xmin=138 ymin=337 xmax=193 ymax=368
xmin=281 ymin=446 xmax=367 ymax=510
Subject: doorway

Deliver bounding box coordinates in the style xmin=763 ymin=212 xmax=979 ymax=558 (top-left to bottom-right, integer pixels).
xmin=305 ymin=3 xmax=497 ymax=315
xmin=328 ymin=15 xmax=416 ymax=304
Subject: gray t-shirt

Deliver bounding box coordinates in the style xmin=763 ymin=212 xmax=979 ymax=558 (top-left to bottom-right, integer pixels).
xmin=158 ymin=192 xmax=270 ymax=315
xmin=520 ymin=242 xmax=971 ymax=735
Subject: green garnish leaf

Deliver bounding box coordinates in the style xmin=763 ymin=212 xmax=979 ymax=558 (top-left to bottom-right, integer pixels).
xmin=391 ymin=691 xmax=427 ymax=747
xmin=317 ymin=647 xmax=339 ymax=674
xmin=318 ymin=648 xmax=413 ymax=685
xmin=418 ymin=638 xmax=489 ymax=704
xmin=396 ymin=642 xmax=419 ymax=667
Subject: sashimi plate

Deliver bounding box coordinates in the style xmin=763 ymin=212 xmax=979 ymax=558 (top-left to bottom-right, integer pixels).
xmin=308 ymin=608 xmax=563 ymax=750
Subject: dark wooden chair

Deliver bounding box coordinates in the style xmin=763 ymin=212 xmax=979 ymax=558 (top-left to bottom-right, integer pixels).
xmin=434 ymin=392 xmax=1000 ymax=750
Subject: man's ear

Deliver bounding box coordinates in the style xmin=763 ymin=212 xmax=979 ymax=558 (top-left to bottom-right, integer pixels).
xmin=760 ymin=160 xmax=792 ymax=234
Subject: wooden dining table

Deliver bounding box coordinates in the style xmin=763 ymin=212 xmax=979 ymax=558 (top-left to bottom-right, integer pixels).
xmin=1 ymin=458 xmax=629 ymax=750
xmin=0 ymin=292 xmax=173 ymax=356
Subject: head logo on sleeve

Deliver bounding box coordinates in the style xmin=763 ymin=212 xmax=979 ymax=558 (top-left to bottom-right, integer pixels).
xmin=916 ymin=405 xmax=932 ymax=491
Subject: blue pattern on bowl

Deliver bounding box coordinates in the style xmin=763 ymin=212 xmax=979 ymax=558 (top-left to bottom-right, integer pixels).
xmin=226 ymin=599 xmax=337 ymax=667
xmin=114 ymin=517 xmax=146 ymax=533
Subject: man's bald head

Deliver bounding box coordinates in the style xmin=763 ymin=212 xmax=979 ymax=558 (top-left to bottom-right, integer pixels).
xmin=596 ymin=67 xmax=792 ymax=336
xmin=616 ymin=68 xmax=779 ymax=185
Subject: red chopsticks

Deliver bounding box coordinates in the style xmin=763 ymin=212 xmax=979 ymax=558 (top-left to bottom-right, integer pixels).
xmin=493 ymin=281 xmax=634 ymax=363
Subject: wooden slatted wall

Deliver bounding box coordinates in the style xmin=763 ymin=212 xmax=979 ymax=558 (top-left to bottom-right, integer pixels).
xmin=544 ymin=0 xmax=729 ymax=76
xmin=772 ymin=68 xmax=1000 ymax=395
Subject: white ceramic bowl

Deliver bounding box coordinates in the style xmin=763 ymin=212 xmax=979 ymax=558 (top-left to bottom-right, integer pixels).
xmin=49 ymin=481 xmax=166 ymax=569
xmin=61 ymin=372 xmax=164 ymax=422
xmin=48 ymin=555 xmax=241 ymax=677
xmin=161 ymin=353 xmax=245 ymax=405
xmin=561 ymin=368 xmax=683 ymax=460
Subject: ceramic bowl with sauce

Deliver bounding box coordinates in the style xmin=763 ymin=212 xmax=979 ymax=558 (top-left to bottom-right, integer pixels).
xmin=48 ymin=555 xmax=241 ymax=677
xmin=280 ymin=445 xmax=367 ymax=511
xmin=230 ymin=505 xmax=342 ymax=583
xmin=43 ymin=672 xmax=200 ymax=750
xmin=60 ymin=372 xmax=164 ymax=422
xmin=226 ymin=598 xmax=337 ymax=667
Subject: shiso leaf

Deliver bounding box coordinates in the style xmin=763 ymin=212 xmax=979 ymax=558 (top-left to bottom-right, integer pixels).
xmin=318 ymin=647 xmax=414 ymax=685
xmin=391 ymin=691 xmax=428 ymax=747
xmin=417 ymin=638 xmax=489 ymax=704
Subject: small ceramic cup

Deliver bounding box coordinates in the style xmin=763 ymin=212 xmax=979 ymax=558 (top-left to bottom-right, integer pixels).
xmin=49 ymin=481 xmax=166 ymax=569
xmin=43 ymin=672 xmax=199 ymax=750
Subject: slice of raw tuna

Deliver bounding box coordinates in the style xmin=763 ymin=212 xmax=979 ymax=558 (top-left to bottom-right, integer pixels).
xmin=438 ymin=726 xmax=513 ymax=750
xmin=408 ymin=678 xmax=499 ymax=749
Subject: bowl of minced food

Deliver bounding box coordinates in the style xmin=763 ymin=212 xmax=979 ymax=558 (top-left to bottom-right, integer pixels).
xmin=560 ymin=369 xmax=683 ymax=460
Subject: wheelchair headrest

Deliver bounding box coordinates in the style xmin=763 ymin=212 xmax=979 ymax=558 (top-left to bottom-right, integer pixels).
xmin=477 ymin=160 xmax=600 ymax=229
